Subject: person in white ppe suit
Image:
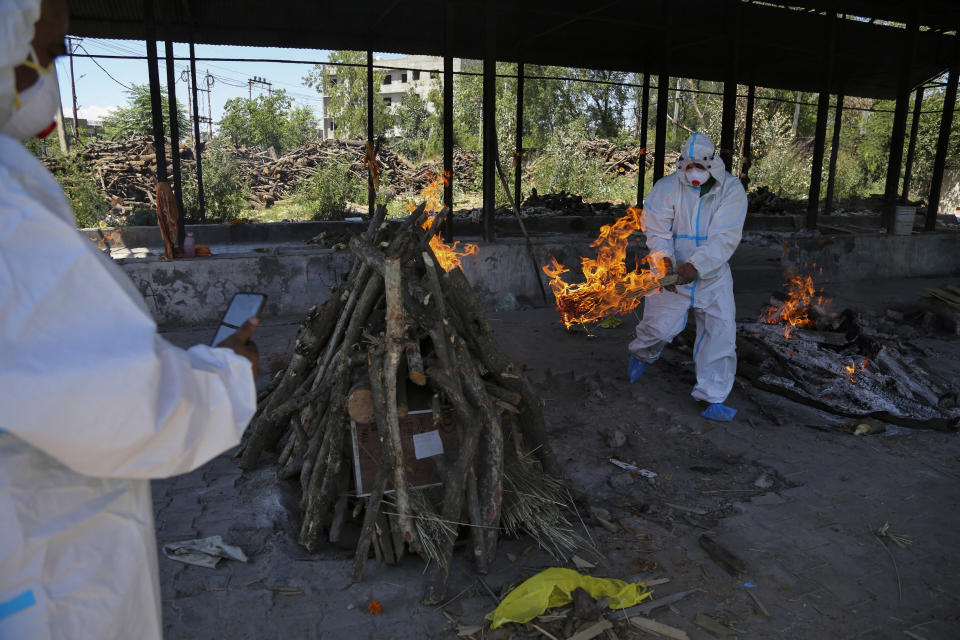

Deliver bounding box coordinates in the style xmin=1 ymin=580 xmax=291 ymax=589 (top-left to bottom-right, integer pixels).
xmin=0 ymin=1 xmax=260 ymax=638
xmin=628 ymin=132 xmax=747 ymax=422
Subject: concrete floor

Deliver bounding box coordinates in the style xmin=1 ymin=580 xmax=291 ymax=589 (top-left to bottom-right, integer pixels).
xmin=155 ymin=242 xmax=960 ymax=639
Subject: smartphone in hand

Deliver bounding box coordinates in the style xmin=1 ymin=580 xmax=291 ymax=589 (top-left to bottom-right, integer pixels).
xmin=211 ymin=292 xmax=267 ymax=346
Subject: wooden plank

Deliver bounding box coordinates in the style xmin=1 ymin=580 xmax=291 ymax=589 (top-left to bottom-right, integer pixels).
xmin=629 ymin=617 xmax=690 ymax=640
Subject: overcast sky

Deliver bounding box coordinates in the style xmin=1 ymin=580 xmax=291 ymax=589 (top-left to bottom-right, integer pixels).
xmin=56 ymin=38 xmax=404 ymax=126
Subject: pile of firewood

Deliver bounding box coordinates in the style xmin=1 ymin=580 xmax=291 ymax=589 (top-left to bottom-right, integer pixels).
xmin=522 ymin=189 xmax=593 ymax=214
xmin=237 ymin=205 xmax=572 ymax=602
xmin=574 ymin=139 xmax=648 ymax=176
xmin=228 ymin=140 xmax=480 ymax=207
xmin=41 ymin=136 xmax=192 ymax=211
xmin=43 ymin=136 xmax=482 ymax=214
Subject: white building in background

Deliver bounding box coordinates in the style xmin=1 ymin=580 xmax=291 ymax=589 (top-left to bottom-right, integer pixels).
xmin=321 ymin=54 xmax=467 ymax=140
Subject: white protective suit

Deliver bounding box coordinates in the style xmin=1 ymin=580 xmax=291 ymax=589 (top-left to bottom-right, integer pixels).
xmin=0 ymin=3 xmax=257 ymax=638
xmin=629 ymin=132 xmax=748 ymax=403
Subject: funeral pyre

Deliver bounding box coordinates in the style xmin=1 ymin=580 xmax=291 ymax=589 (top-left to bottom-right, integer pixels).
xmin=238 ymin=189 xmax=587 ymax=603
xmin=738 ymin=270 xmax=959 ymax=431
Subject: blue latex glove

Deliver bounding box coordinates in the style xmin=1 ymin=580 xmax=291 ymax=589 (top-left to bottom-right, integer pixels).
xmin=701 ymin=403 xmax=737 ymax=422
xmin=628 ymin=355 xmax=649 ymax=384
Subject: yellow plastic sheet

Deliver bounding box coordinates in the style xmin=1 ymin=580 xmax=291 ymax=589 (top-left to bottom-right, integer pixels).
xmin=485 ymin=567 xmax=653 ymax=628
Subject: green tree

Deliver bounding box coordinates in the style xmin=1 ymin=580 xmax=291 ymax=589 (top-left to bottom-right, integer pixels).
xmin=572 ymin=69 xmax=630 ymax=139
xmin=304 ymin=50 xmax=391 ymax=139
xmin=394 ymin=87 xmax=441 ymax=159
xmin=218 ymin=89 xmax=317 ymax=152
xmin=101 ymin=83 xmax=188 ymax=141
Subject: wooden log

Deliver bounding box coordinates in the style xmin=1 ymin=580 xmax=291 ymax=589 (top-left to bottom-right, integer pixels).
xmin=405 ymin=338 xmax=427 ymax=386
xmin=298 ymin=353 xmax=353 ymax=552
xmin=441 ymin=267 xmax=561 ymax=477
xmin=396 ymin=358 xmax=409 ymax=419
xmin=352 ymin=350 xmax=394 ymax=582
xmin=239 ymin=292 xmax=346 ymax=469
xmin=381 ymin=256 xmax=420 ymax=552
xmin=346 ymin=376 xmax=374 ymax=424
xmin=484 ymin=383 xmax=523 ymax=407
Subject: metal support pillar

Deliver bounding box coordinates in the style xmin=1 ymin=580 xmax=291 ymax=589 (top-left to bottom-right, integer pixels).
xmin=637 ymin=73 xmax=649 ymax=204
xmin=367 ymin=50 xmax=375 ymax=216
xmin=806 ymin=7 xmax=837 ymax=230
xmin=740 ymin=84 xmax=755 ymax=190
xmin=442 ymin=5 xmax=454 ymax=241
xmin=824 ymin=94 xmax=844 ymax=216
xmin=901 ymin=87 xmax=924 ymax=202
xmin=720 ymin=79 xmax=737 ymax=172
xmin=481 ymin=0 xmax=496 ymax=242
xmin=719 ymin=0 xmax=740 ymax=172
xmin=189 ymin=39 xmax=205 ymax=222
xmin=143 ymin=0 xmax=167 ymax=185
xmin=514 ymin=62 xmax=524 ymax=211
xmin=164 ymin=39 xmax=184 ymax=243
xmin=653 ymin=1 xmax=670 ymax=182
xmin=654 ymin=74 xmax=669 ymax=182
xmin=926 ymin=35 xmax=959 ymax=230
xmin=883 ymin=7 xmax=919 ymax=233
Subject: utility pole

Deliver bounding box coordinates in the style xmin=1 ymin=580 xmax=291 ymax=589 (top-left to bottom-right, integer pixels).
xmin=66 ymin=36 xmax=80 ymax=143
xmin=248 ymin=76 xmax=271 ymax=98
xmin=180 ymin=69 xmax=193 ymax=143
xmin=205 ymin=71 xmax=214 ymax=138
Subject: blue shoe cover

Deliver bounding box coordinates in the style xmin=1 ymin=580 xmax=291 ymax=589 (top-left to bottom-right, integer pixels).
xmin=628 ymin=356 xmax=649 ymax=384
xmin=701 ymin=403 xmax=737 ymax=422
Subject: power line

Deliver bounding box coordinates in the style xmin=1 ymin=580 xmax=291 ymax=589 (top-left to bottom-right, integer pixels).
xmin=76 ymin=43 xmax=132 ymax=90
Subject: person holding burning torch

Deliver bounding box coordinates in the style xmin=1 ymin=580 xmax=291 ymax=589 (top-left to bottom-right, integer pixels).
xmin=628 ymin=132 xmax=747 ymax=422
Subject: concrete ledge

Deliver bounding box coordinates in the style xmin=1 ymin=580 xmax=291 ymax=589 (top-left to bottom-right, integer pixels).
xmin=119 ymin=237 xmax=605 ymax=328
xmin=82 ymin=211 xmax=800 ymax=253
xmin=783 ymin=231 xmax=960 ymax=282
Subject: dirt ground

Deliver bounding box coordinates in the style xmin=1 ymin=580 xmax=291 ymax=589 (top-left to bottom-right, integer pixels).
xmin=157 ymin=240 xmax=960 ymax=640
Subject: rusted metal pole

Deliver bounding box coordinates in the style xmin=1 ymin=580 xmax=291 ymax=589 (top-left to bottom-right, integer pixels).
xmin=883 ymin=6 xmax=919 ymax=233
xmin=637 ymin=72 xmax=649 ymax=203
xmin=189 ymin=39 xmax=205 ymax=222
xmin=740 ymin=84 xmax=755 ymax=191
xmin=514 ymin=61 xmax=524 ymax=211
xmin=926 ymin=58 xmax=958 ymax=230
xmin=901 ymin=87 xmax=924 ymax=202
xmin=806 ymin=7 xmax=837 ymax=230
xmin=367 ymin=49 xmax=375 ymax=216
xmin=481 ymin=0 xmax=497 ymax=241
xmin=824 ymin=94 xmax=844 ymax=216
xmin=164 ymin=38 xmax=184 ymax=242
xmin=143 ymin=0 xmax=167 ymax=184
xmin=443 ymin=5 xmax=454 ymax=241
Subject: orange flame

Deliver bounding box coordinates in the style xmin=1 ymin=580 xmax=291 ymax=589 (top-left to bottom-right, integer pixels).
xmin=407 ymin=175 xmax=479 ymax=272
xmin=542 ymin=206 xmax=668 ymax=328
xmin=845 ymin=358 xmax=868 ymax=384
xmin=761 ymin=269 xmax=830 ymax=338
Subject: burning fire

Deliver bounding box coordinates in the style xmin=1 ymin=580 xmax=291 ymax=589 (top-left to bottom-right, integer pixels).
xmin=542 ymin=206 xmax=668 ymax=328
xmin=408 ymin=175 xmax=478 ymax=272
xmin=761 ymin=270 xmax=830 ymax=339
xmin=844 ymin=358 xmax=868 ymax=384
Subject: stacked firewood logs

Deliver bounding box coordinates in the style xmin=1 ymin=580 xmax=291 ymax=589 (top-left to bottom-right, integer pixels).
xmin=238 ymin=205 xmax=566 ymax=602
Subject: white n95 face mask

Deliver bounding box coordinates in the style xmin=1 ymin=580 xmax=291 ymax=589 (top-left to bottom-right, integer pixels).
xmin=2 ymin=46 xmax=61 ymax=140
xmin=685 ymin=167 xmax=710 ymax=187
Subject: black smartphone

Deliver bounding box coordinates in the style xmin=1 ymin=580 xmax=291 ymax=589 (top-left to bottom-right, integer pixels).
xmin=211 ymin=292 xmax=267 ymax=346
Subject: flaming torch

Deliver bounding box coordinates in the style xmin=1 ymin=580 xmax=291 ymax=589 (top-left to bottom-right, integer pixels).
xmin=542 ymin=206 xmax=674 ymax=329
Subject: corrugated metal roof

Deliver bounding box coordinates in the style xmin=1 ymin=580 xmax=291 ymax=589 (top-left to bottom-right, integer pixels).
xmin=65 ymin=0 xmax=960 ymax=99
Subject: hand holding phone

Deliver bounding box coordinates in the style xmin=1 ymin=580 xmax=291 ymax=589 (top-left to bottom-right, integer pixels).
xmin=213 ymin=293 xmax=266 ymax=378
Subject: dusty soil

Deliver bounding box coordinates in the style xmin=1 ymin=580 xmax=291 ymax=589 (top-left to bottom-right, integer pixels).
xmin=157 ymin=249 xmax=960 ymax=640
